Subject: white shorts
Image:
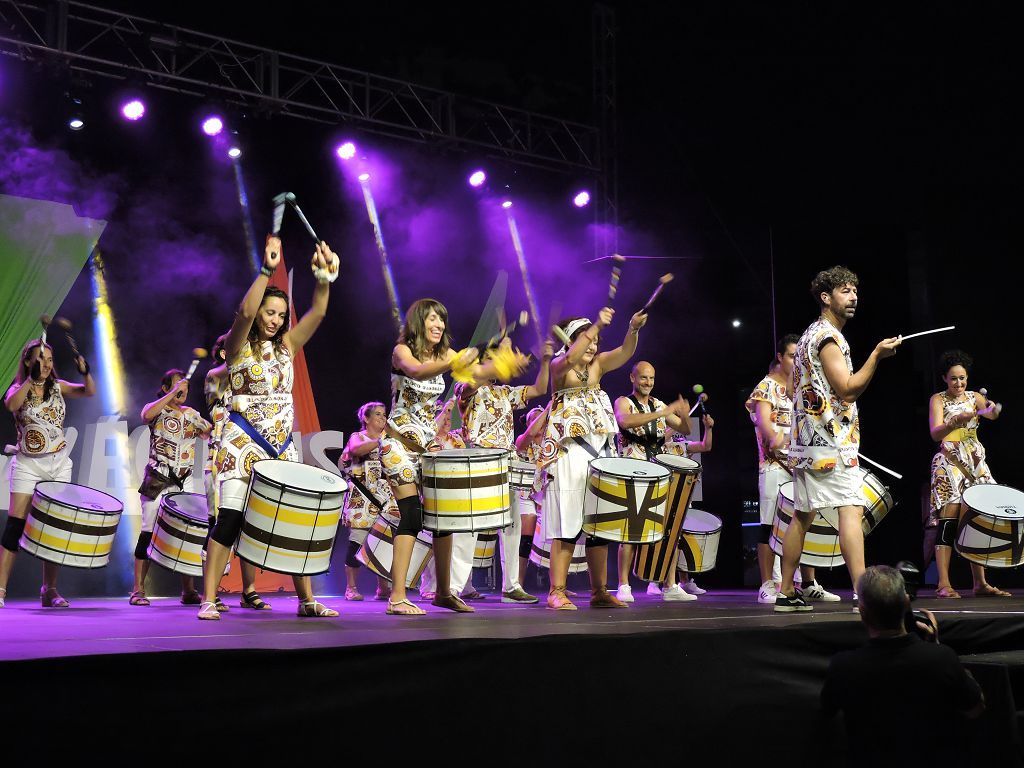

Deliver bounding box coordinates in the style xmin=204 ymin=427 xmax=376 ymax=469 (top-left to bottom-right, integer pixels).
xmin=7 ymin=448 xmax=73 ymax=495
xmin=218 ymin=478 xmax=249 ymax=514
xmin=512 ymin=491 xmax=538 ymax=517
xmin=792 ymin=461 xmax=866 ymax=514
xmin=139 ymin=488 xmax=171 ymax=533
xmin=758 ymin=464 xmax=789 ymax=526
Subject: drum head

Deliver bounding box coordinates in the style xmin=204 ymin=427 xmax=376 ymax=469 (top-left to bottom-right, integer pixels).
xmin=251 ymin=459 xmax=346 ymax=494
xmin=33 ymin=481 xmax=122 ymax=514
xmin=681 ymin=509 xmax=722 ymax=534
xmin=590 ymin=457 xmax=670 ymax=481
xmin=163 ymin=492 xmax=209 ymax=524
xmin=511 ymin=460 xmax=534 ymax=472
xmin=653 ymin=453 xmax=700 ymax=473
xmin=963 ymin=484 xmax=1024 ymax=519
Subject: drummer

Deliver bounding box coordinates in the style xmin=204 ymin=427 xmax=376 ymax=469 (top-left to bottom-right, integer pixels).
xmin=612 ymin=361 xmax=694 ymax=602
xmin=197 ymin=235 xmax=340 ymax=620
xmin=130 ymin=369 xmax=212 ymax=606
xmin=666 ymin=411 xmax=715 ymax=595
xmin=1 ymin=338 xmax=95 ymax=608
xmin=514 ymin=405 xmax=549 ymax=590
xmin=928 ymin=350 xmax=1007 ymax=598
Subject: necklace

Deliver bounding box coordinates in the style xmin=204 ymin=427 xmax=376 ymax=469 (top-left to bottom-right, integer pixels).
xmin=573 ymin=367 xmax=589 ymax=384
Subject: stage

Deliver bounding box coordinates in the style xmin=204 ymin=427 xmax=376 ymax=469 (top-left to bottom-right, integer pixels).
xmin=1 ymin=589 xmax=1021 ymax=764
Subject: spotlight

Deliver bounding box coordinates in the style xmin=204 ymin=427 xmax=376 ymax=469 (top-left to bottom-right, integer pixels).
xmin=572 ymin=191 xmax=591 ymax=208
xmin=120 ymin=99 xmax=145 ymax=121
xmin=227 ymin=146 xmax=242 ymax=159
xmin=731 ymin=319 xmax=742 ymax=328
xmin=501 ymin=200 xmax=513 ymax=209
xmin=202 ymin=116 xmax=224 ymax=136
xmin=468 ymin=170 xmax=486 ymax=188
xmin=68 ymin=116 xmax=85 ymax=131
xmin=358 ymin=172 xmax=370 ymax=182
xmin=336 ymin=142 xmax=357 ymax=160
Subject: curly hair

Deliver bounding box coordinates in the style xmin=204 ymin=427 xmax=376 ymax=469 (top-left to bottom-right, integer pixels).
xmin=247 ymin=286 xmax=290 ymax=348
xmin=398 ymin=299 xmax=452 ymax=361
xmin=939 ymin=349 xmax=973 ymax=376
xmin=810 ymin=266 xmax=859 ymax=308
xmin=14 ymin=340 xmax=58 ymax=401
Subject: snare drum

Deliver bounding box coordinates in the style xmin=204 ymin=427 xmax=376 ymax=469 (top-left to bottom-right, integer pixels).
xmin=676 ymin=509 xmax=722 ymax=573
xmin=582 ymin=457 xmax=670 ymax=544
xmin=237 ymin=460 xmax=346 ymax=575
xmin=633 ymin=454 xmax=700 ymax=582
xmin=956 ymin=484 xmax=1024 ymax=568
xmin=148 ymin=492 xmax=209 ymax=576
xmin=474 ymin=532 xmax=498 ymax=568
xmin=357 ymin=513 xmax=433 ymax=587
xmin=509 ymin=460 xmax=536 ymax=490
xmin=769 ymin=481 xmax=844 ymax=568
xmin=421 ymin=449 xmax=511 ymax=533
xmin=20 ymin=481 xmax=123 ymax=568
xmin=529 ymin=522 xmax=588 ymax=573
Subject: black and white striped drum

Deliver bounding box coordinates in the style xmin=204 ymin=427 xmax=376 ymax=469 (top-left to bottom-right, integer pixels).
xmin=676 ymin=509 xmax=722 ymax=573
xmin=769 ymin=481 xmax=844 ymax=568
xmin=817 ymin=469 xmax=894 ymax=536
xmin=421 ymin=449 xmax=511 ymax=533
xmin=956 ymin=484 xmax=1024 ymax=568
xmin=473 ymin=532 xmax=498 ymax=568
xmin=509 ymin=460 xmax=535 ymax=490
xmin=148 ymin=492 xmax=209 ymax=577
xmin=20 ymin=482 xmax=123 ymax=568
xmin=238 ymin=460 xmax=346 ymax=575
xmin=529 ymin=522 xmax=587 ymax=573
xmin=633 ymin=454 xmax=700 ymax=583
xmin=357 ymin=513 xmax=433 ymax=587
xmin=582 ymin=457 xmax=670 ymax=544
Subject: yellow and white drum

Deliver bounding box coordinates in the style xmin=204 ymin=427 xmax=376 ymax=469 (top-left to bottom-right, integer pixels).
xmin=237 ymin=460 xmax=346 ymax=575
xmin=633 ymin=454 xmax=700 ymax=582
xmin=769 ymin=481 xmax=844 ymax=568
xmin=473 ymin=532 xmax=498 ymax=568
xmin=582 ymin=457 xmax=669 ymax=544
xmin=509 ymin=460 xmax=535 ymax=490
xmin=956 ymin=484 xmax=1024 ymax=568
xmin=148 ymin=492 xmax=209 ymax=576
xmin=529 ymin=523 xmax=587 ymax=574
xmin=676 ymin=509 xmax=722 ymax=573
xmin=20 ymin=482 xmax=123 ymax=568
xmin=357 ymin=513 xmax=433 ymax=587
xmin=421 ymin=448 xmax=511 ymax=533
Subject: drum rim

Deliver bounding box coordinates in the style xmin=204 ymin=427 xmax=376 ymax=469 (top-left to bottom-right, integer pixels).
xmin=249 ymin=472 xmax=348 ymax=499
xmin=32 ymin=480 xmax=124 ymax=514
xmin=160 ymin=491 xmax=210 ymax=524
xmin=679 ymin=509 xmax=723 ymax=535
xmin=250 ymin=459 xmax=347 ymax=493
xmin=422 ymin=448 xmax=510 ymax=462
xmin=652 ymin=453 xmax=701 ymax=471
xmin=962 ymin=483 xmax=1024 ymax=516
xmin=588 ymin=456 xmax=670 ymax=480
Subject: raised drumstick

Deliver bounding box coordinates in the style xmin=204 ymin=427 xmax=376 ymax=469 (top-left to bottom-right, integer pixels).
xmin=607 ymin=254 xmax=626 ymax=305
xmin=184 ymin=348 xmax=209 ymax=381
xmin=39 ymin=314 xmax=52 ymax=344
xmin=640 ymin=273 xmax=674 ymax=314
xmin=53 ymin=316 xmax=81 ymax=357
xmin=897 ymin=325 xmax=955 ymax=342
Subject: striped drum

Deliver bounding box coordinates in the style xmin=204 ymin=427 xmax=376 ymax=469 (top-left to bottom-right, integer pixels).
xmin=421 ymin=449 xmax=511 ymax=533
xmin=509 ymin=460 xmax=535 ymax=490
xmin=237 ymin=460 xmax=346 ymax=575
xmin=357 ymin=513 xmax=433 ymax=587
xmin=956 ymin=484 xmax=1024 ymax=568
xmin=769 ymin=481 xmax=844 ymax=568
xmin=582 ymin=457 xmax=670 ymax=543
xmin=633 ymin=454 xmax=700 ymax=583
xmin=473 ymin=532 xmax=498 ymax=568
xmin=676 ymin=509 xmax=722 ymax=573
xmin=529 ymin=522 xmax=588 ymax=573
xmin=20 ymin=481 xmax=123 ymax=568
xmin=148 ymin=492 xmax=209 ymax=577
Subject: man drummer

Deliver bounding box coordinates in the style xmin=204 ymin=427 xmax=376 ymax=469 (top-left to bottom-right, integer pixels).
xmin=776 ymin=266 xmax=901 ymax=612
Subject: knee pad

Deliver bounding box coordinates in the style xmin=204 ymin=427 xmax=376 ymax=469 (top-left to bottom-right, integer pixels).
xmin=759 ymin=524 xmax=772 ymax=545
xmin=519 ymin=534 xmax=533 ymax=558
xmin=1 ymin=516 xmax=26 ymax=553
xmin=134 ymin=531 xmax=153 ymax=560
xmin=584 ymin=536 xmax=606 ymax=549
xmin=937 ymin=517 xmax=958 ymax=548
xmin=210 ymin=508 xmax=244 ymax=548
xmin=394 ymin=495 xmax=423 ymax=537
xmin=345 ymin=539 xmax=361 ymax=569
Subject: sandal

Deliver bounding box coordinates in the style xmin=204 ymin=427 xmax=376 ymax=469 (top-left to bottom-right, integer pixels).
xmin=214 ymin=596 xmax=229 ymax=613
xmin=461 ymin=590 xmax=486 ymax=601
xmin=432 ymin=593 xmax=474 ymax=613
xmin=974 ymin=584 xmax=1012 ymax=597
xmin=590 ymin=587 xmax=629 ymax=609
xmin=935 ymin=586 xmax=961 ymax=599
xmin=197 ymin=600 xmax=221 ymax=620
xmin=297 ymin=599 xmax=339 ymax=617
xmin=344 ymin=587 xmax=364 ymax=602
xmin=40 ymin=587 xmax=69 ymax=608
xmin=240 ymin=590 xmax=272 ymax=610
xmin=180 ymin=589 xmax=202 ymax=605
xmin=386 ymin=598 xmax=426 ymax=616
xmin=129 ymin=590 xmax=151 ymax=606
xmin=1 ymin=586 xmax=8 ymax=608
xmin=374 ymin=586 xmax=392 ymax=601
xmin=547 ymin=587 xmax=577 ymax=611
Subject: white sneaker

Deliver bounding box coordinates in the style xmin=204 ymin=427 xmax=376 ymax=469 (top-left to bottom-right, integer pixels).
xmin=646 ymin=583 xmax=663 ymax=596
xmin=615 ymin=584 xmax=634 ymax=603
xmin=682 ymin=579 xmax=706 ymax=596
xmin=804 ymin=581 xmax=841 ymax=602
xmin=662 ymin=584 xmax=697 ymax=602
xmin=757 ymin=580 xmax=779 ymax=604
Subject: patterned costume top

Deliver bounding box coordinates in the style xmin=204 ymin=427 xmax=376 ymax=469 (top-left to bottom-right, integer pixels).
xmin=10 ymin=383 xmax=66 ymax=455
xmin=791 ymin=319 xmax=859 ymax=471
xmin=537 ymin=385 xmax=618 ymax=471
xmin=146 ymin=405 xmax=210 ymax=481
xmin=203 ymin=368 xmax=230 ymax=477
xmin=387 ymin=370 xmax=445 ymax=449
xmin=929 ymin=391 xmax=994 ymax=513
xmin=340 ymin=433 xmax=399 ymax=528
xmin=616 ymin=395 xmax=667 ymax=460
xmin=215 ymin=339 xmax=297 ymax=481
xmin=745 ymin=375 xmax=792 ymax=473
xmin=458 ymin=383 xmax=529 ymax=450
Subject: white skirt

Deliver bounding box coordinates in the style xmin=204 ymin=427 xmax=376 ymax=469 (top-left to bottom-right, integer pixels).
xmin=541 ymin=434 xmax=613 ymax=539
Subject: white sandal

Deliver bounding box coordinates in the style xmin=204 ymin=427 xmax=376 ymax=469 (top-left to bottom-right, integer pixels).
xmin=298 ymin=599 xmax=338 ymax=617
xmin=197 ymin=600 xmax=221 ymax=620
xmin=0 ymin=587 xmax=6 ymax=608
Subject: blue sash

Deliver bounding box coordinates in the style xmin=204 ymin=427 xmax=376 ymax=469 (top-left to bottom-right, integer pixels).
xmin=228 ymin=411 xmax=293 ymax=459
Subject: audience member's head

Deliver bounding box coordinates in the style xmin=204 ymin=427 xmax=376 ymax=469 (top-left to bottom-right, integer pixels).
xmin=856 ymin=565 xmax=909 ymax=633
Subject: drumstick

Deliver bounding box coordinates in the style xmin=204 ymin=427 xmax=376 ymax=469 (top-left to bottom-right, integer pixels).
xmin=184 ymin=348 xmax=209 ymax=381
xmin=897 ymin=325 xmax=955 ymax=342
xmin=287 ymin=196 xmax=322 ymax=244
xmin=640 ymin=273 xmax=674 ymax=314
xmin=858 ymin=452 xmax=903 ymax=480
xmin=39 ymin=314 xmax=51 ymax=344
xmin=607 ymin=254 xmax=626 ymax=305
xmin=688 ymin=385 xmax=707 ymax=416
xmin=271 ymin=192 xmax=293 ymax=235
xmin=979 ymin=388 xmax=1003 ymax=417
xmin=551 ymin=324 xmax=572 ymax=348
xmin=53 ymin=316 xmax=81 ymax=358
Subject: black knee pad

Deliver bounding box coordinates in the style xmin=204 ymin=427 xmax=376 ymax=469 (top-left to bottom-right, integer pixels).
xmin=584 ymin=536 xmax=606 ymax=549
xmin=759 ymin=524 xmax=772 ymax=545
xmin=937 ymin=517 xmax=958 ymax=548
xmin=519 ymin=534 xmax=533 ymax=558
xmin=134 ymin=531 xmax=153 ymax=560
xmin=1 ymin=516 xmax=26 ymax=553
xmin=345 ymin=539 xmax=361 ymax=568
xmin=394 ymin=495 xmax=423 ymax=537
xmin=210 ymin=508 xmax=244 ymax=548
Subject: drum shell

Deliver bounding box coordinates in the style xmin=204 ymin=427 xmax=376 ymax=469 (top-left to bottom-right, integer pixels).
xmin=859 ymin=470 xmax=894 ymax=535
xmin=20 ymin=481 xmax=123 ymax=569
xmin=676 ymin=509 xmax=722 ymax=574
xmin=421 ymin=449 xmax=511 ymax=533
xmin=509 ymin=460 xmax=536 ymax=491
xmin=473 ymin=532 xmax=498 ymax=568
xmin=357 ymin=513 xmax=433 ymax=587
xmin=148 ymin=492 xmax=209 ymax=577
xmin=956 ymin=483 xmax=1024 ymax=568
xmin=769 ymin=482 xmax=845 ymax=569
xmin=633 ymin=455 xmax=700 ymax=582
xmin=237 ymin=460 xmax=346 ymax=576
xmin=529 ymin=520 xmax=587 ymax=573
xmin=582 ymin=457 xmax=669 ymax=544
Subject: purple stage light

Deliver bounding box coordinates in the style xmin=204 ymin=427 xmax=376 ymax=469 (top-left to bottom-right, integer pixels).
xmin=358 ymin=172 xmax=370 ymax=182
xmin=202 ymin=116 xmax=224 ymax=136
xmin=121 ymin=99 xmax=145 ymax=121
xmin=468 ymin=170 xmax=486 ymax=188
xmin=227 ymin=146 xmax=242 ymax=159
xmin=336 ymin=142 xmax=357 ymax=160
xmin=501 ymin=200 xmax=513 ymax=209
xmin=573 ymin=191 xmax=591 ymax=208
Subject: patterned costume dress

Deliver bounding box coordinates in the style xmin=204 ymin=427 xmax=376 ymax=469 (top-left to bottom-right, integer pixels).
xmin=140 ymin=405 xmax=210 ymax=531
xmin=616 ymin=395 xmax=668 ymax=461
xmin=203 ymin=368 xmax=231 ymax=520
xmin=6 ymin=383 xmax=72 ymax=493
xmin=379 ymin=370 xmax=445 ymax=486
xmin=745 ymin=376 xmax=793 ymax=526
xmin=930 ymin=391 xmax=994 ymax=518
xmin=340 ymin=434 xmax=398 ymax=541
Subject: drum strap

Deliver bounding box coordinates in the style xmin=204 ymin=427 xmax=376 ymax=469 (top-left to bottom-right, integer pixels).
xmin=625 ymin=395 xmax=661 ymax=460
xmin=347 ymin=474 xmax=387 ymax=513
xmin=228 ymin=411 xmax=293 ymax=458
xmin=384 ymin=425 xmax=427 ymax=455
xmin=570 ymin=435 xmax=611 ymax=459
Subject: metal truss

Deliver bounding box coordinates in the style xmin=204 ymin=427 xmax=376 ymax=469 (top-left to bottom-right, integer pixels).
xmin=0 ymin=0 xmax=601 ymax=173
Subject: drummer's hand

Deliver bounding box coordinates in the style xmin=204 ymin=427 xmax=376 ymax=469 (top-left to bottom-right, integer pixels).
xmin=596 ymin=307 xmax=614 ymax=328
xmin=628 ymin=311 xmax=648 ymax=332
xmin=670 ymin=396 xmax=691 ymax=417
xmin=264 ymin=235 xmax=282 ymax=271
xmin=874 ymin=336 xmax=902 ymax=359
xmin=541 ymin=340 xmax=555 ymax=361
xmin=29 ymin=357 xmax=43 ymax=381
xmin=454 ymin=347 xmax=479 ymax=370
xmin=702 ymin=414 xmax=715 ymax=429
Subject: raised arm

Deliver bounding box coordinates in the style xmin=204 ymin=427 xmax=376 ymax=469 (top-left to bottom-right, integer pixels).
xmin=225 ymin=234 xmax=280 ymax=360
xmin=523 ymin=340 xmax=554 ymax=400
xmin=284 ymin=242 xmax=337 ymax=354
xmin=515 ymin=404 xmax=550 ymax=455
xmin=551 ymin=308 xmax=612 ymax=381
xmin=597 ymin=310 xmax=648 ymax=375
xmin=4 ymin=380 xmax=32 ymax=412
xmin=343 ymin=430 xmax=379 ymax=461
xmin=393 ymin=344 xmax=465 ymax=381
xmin=60 ymin=355 xmax=96 ymax=399
xmin=141 ymin=379 xmax=188 ymax=422
xmin=820 ymin=336 xmax=901 ymax=403
xmin=686 ymin=414 xmax=714 ymax=454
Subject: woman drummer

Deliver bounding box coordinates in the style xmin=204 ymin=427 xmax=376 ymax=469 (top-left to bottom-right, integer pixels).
xmin=0 ymin=339 xmax=95 ymax=608
xmin=197 ymin=234 xmax=340 ymax=620
xmin=929 ymin=349 xmax=1006 ymax=598
xmin=513 ymin=405 xmax=548 ymax=589
xmin=538 ymin=306 xmax=647 ymax=610
xmin=130 ymin=369 xmax=212 ymax=606
xmin=338 ymin=401 xmax=396 ymax=601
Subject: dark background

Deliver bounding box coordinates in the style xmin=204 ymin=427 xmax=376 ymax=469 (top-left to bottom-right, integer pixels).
xmin=0 ymin=1 xmax=1018 ymax=592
